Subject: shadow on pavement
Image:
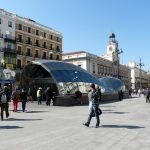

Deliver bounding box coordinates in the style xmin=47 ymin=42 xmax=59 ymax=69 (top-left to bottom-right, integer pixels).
xmin=0 ymin=125 xmax=24 ymax=129
xmin=26 ymin=111 xmax=48 ymax=113
xmin=102 ymin=124 xmax=145 ymax=129
xmin=5 ymin=118 xmax=43 ymax=121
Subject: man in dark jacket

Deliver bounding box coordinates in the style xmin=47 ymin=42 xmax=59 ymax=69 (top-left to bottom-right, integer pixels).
xmin=45 ymin=87 xmax=53 ymax=106
xmin=83 ymin=84 xmax=100 ymax=128
xmin=20 ymin=89 xmax=28 ymax=112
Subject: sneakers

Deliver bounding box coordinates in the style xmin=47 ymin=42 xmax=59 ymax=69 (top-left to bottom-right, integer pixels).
xmin=95 ymin=125 xmax=99 ymax=128
xmin=83 ymin=123 xmax=89 ymax=127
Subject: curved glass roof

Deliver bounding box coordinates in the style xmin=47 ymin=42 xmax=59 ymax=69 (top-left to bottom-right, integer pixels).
xmin=98 ymin=76 xmax=124 ymax=92
xmin=31 ymin=60 xmax=102 ymax=85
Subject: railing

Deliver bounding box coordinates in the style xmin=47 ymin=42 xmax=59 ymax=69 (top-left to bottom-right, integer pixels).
xmin=4 ymin=35 xmax=16 ymax=42
xmin=26 ymin=40 xmax=32 ymax=45
xmin=16 ymin=38 xmax=24 ymax=43
xmin=0 ymin=33 xmax=3 ymax=38
xmin=3 ymin=48 xmax=16 ymax=53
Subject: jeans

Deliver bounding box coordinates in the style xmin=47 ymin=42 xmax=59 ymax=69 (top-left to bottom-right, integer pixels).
xmin=87 ymin=104 xmax=100 ymax=126
xmin=1 ymin=103 xmax=9 ymax=120
xmin=22 ymin=100 xmax=26 ymax=112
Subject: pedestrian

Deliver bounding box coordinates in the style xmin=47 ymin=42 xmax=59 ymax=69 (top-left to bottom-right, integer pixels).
xmin=37 ymin=87 xmax=42 ymax=104
xmin=28 ymin=88 xmax=33 ymax=102
xmin=138 ymin=89 xmax=141 ymax=97
xmin=118 ymin=90 xmax=123 ymax=101
xmin=146 ymin=88 xmax=150 ymax=103
xmin=75 ymin=88 xmax=83 ymax=105
xmin=0 ymin=90 xmax=9 ymax=120
xmin=83 ymin=84 xmax=100 ymax=128
xmin=11 ymin=87 xmax=20 ymax=112
xmin=45 ymin=87 xmax=53 ymax=106
xmin=20 ymin=89 xmax=28 ymax=112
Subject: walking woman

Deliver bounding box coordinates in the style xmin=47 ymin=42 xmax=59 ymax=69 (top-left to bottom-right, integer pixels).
xmin=11 ymin=88 xmax=20 ymax=112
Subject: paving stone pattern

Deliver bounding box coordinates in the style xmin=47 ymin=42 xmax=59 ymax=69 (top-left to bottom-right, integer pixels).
xmin=0 ymin=95 xmax=150 ymax=150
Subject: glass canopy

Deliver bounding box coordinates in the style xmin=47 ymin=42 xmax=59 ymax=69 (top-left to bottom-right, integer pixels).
xmin=20 ymin=60 xmax=125 ymax=95
xmin=98 ymin=76 xmax=125 ymax=92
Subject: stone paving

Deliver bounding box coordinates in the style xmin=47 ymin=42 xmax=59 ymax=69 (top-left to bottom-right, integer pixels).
xmin=0 ymin=95 xmax=150 ymax=150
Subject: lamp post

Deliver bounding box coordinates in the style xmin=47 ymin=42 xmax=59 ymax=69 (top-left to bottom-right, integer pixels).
xmin=137 ymin=58 xmax=144 ymax=91
xmin=114 ymin=48 xmax=123 ymax=79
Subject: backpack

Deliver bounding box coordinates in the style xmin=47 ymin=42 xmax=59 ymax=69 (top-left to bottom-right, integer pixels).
xmin=1 ymin=93 xmax=7 ymax=103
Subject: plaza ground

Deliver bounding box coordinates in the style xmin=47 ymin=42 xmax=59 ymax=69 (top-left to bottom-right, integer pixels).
xmin=0 ymin=95 xmax=150 ymax=150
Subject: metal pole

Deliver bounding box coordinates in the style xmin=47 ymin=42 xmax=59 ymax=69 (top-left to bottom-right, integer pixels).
xmin=139 ymin=58 xmax=142 ymax=91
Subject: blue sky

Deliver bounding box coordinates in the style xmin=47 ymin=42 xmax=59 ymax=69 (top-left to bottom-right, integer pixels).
xmin=0 ymin=0 xmax=149 ymax=70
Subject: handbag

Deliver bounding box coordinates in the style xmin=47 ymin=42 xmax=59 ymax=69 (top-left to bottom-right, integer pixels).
xmin=92 ymin=108 xmax=102 ymax=117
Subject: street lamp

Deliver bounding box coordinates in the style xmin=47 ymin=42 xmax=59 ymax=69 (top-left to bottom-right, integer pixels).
xmin=113 ymin=48 xmax=123 ymax=78
xmin=137 ymin=58 xmax=144 ymax=91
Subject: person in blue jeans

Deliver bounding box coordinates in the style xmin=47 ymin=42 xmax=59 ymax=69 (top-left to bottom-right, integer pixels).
xmin=83 ymin=84 xmax=100 ymax=128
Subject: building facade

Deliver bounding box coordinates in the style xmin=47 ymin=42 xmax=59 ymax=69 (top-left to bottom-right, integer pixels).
xmin=0 ymin=9 xmax=63 ymax=87
xmin=15 ymin=16 xmax=62 ymax=69
xmin=62 ymin=51 xmax=130 ymax=90
xmin=0 ymin=9 xmax=16 ymax=69
xmin=128 ymin=61 xmax=148 ymax=90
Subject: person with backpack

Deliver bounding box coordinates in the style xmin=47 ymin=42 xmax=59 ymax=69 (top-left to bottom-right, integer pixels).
xmin=0 ymin=90 xmax=9 ymax=120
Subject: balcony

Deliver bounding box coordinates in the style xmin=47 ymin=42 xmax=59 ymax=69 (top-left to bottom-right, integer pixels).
xmin=34 ymin=43 xmax=40 ymax=47
xmin=42 ymin=45 xmax=47 ymax=49
xmin=34 ymin=53 xmax=39 ymax=58
xmin=4 ymin=35 xmax=16 ymax=43
xmin=0 ymin=33 xmax=3 ymax=38
xmin=56 ymin=48 xmax=61 ymax=52
xmin=26 ymin=40 xmax=32 ymax=45
xmin=16 ymin=38 xmax=23 ymax=43
xmin=3 ymin=48 xmax=16 ymax=53
xmin=0 ymin=47 xmax=4 ymax=52
xmin=17 ymin=51 xmax=23 ymax=55
xmin=26 ymin=52 xmax=31 ymax=57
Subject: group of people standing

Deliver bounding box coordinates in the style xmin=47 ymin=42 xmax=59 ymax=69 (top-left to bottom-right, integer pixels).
xmin=36 ymin=87 xmax=54 ymax=106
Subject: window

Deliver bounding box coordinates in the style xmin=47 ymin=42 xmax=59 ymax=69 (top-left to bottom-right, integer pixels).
xmin=57 ymin=37 xmax=59 ymax=42
xmin=56 ymin=55 xmax=59 ymax=60
xmin=35 ymin=50 xmax=38 ymax=57
xmin=17 ymin=59 xmax=21 ymax=68
xmin=26 ymin=48 xmax=31 ymax=56
xmin=28 ymin=27 xmax=31 ymax=33
xmin=56 ymin=46 xmax=60 ymax=52
xmin=50 ymin=54 xmax=53 ymax=59
xmin=36 ymin=30 xmax=39 ymax=35
xmin=7 ymin=44 xmax=11 ymax=49
xmin=8 ymin=21 xmax=12 ymax=27
xmin=18 ymin=46 xmax=22 ymax=55
xmin=93 ymin=63 xmax=95 ymax=74
xmin=36 ymin=39 xmax=39 ymax=46
xmin=50 ymin=35 xmax=53 ymax=40
xmin=43 ymin=41 xmax=46 ymax=48
xmin=44 ymin=32 xmax=46 ymax=38
xmin=50 ymin=44 xmax=53 ymax=50
xmin=43 ymin=52 xmax=46 ymax=59
xmin=19 ymin=24 xmax=22 ymax=30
